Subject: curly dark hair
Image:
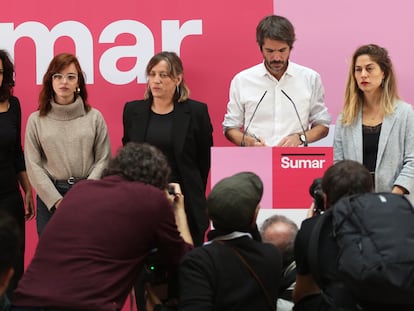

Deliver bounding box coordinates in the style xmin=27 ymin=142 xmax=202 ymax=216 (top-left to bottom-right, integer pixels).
xmin=104 ymin=142 xmax=171 ymax=190
xmin=0 ymin=49 xmax=15 ymax=102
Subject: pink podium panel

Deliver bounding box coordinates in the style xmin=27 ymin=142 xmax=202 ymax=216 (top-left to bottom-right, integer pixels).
xmin=211 ymin=147 xmax=333 ymax=209
xmin=211 ymin=147 xmax=273 ymax=208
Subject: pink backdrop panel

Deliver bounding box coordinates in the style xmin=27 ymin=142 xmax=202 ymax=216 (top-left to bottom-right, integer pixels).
xmin=274 ymin=0 xmax=414 ymax=120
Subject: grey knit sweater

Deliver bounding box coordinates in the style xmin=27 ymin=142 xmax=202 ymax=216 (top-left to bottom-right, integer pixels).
xmin=24 ymin=97 xmax=111 ymax=209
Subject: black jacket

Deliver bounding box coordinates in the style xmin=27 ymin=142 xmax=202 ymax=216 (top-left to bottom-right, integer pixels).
xmin=122 ymin=98 xmax=213 ymax=245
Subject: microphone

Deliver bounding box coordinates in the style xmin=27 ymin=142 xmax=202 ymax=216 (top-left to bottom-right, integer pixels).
xmin=281 ymin=89 xmax=308 ymax=147
xmin=241 ymin=90 xmax=267 ymax=146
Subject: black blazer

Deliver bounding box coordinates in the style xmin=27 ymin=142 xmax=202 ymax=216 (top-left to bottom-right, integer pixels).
xmin=122 ymin=99 xmax=213 ymax=245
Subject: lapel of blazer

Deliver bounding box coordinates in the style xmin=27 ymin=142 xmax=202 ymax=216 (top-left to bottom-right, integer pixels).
xmin=130 ymin=100 xmax=151 ymax=141
xmin=353 ymin=110 xmax=364 ymax=162
xmin=172 ymin=100 xmax=191 ymax=156
xmin=376 ymin=107 xmax=397 ymax=168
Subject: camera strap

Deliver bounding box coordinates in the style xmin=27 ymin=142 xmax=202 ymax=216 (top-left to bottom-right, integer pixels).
xmin=215 ymin=240 xmax=276 ymax=311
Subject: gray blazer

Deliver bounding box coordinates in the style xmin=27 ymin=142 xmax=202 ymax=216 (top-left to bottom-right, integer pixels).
xmin=334 ymin=100 xmax=414 ymax=203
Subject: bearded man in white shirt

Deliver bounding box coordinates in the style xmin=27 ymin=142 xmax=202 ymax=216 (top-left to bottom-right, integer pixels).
xmin=223 ymin=15 xmax=331 ymax=147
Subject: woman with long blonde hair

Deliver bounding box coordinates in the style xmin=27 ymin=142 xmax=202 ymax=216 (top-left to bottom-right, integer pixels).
xmin=334 ymin=44 xmax=414 ymax=202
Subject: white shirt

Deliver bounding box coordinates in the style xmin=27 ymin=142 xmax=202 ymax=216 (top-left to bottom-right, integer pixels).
xmin=223 ymin=61 xmax=331 ymax=146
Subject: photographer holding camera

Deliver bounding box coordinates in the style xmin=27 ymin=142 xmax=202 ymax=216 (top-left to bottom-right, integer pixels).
xmin=11 ymin=143 xmax=193 ymax=311
xmin=293 ymin=160 xmax=373 ymax=310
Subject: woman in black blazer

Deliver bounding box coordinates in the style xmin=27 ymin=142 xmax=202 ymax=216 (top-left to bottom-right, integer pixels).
xmin=123 ymin=51 xmax=213 ymax=246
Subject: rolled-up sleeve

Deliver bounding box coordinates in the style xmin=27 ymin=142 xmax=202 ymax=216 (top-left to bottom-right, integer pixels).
xmin=309 ymin=74 xmax=331 ymax=128
xmin=222 ymin=76 xmax=245 ymax=133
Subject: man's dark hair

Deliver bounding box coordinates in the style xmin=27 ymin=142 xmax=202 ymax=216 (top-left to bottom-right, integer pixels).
xmin=322 ymin=160 xmax=373 ymax=208
xmin=256 ymin=15 xmax=296 ymax=49
xmin=104 ymin=142 xmax=171 ymax=190
xmin=0 ymin=211 xmax=20 ymax=276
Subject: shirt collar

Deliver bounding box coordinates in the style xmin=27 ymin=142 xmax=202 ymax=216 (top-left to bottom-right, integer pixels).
xmin=203 ymin=231 xmax=253 ymax=245
xmin=261 ymin=60 xmax=296 ymax=81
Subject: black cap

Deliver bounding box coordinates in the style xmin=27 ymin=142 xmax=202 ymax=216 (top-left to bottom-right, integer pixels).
xmin=207 ymin=172 xmax=263 ymax=231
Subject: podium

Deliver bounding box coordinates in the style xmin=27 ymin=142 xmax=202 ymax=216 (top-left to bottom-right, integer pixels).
xmin=211 ymin=147 xmax=333 ymax=209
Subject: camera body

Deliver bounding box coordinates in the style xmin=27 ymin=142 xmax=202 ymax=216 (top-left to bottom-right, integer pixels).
xmin=143 ymin=248 xmax=178 ymax=303
xmin=309 ymin=178 xmax=324 ymax=214
xmin=143 ymin=248 xmax=169 ymax=285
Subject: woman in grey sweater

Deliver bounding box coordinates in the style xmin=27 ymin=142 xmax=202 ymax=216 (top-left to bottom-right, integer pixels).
xmin=24 ymin=53 xmax=111 ymax=236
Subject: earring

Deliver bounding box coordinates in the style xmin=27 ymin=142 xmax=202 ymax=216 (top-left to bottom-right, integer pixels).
xmin=381 ymin=79 xmax=385 ymax=88
xmin=76 ymin=87 xmax=80 ymax=94
xmin=176 ymin=85 xmax=180 ymax=96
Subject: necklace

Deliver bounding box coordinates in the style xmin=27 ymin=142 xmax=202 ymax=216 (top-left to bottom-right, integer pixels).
xmin=363 ymin=111 xmax=383 ymax=127
xmin=369 ymin=110 xmax=382 ymax=120
xmin=363 ymin=106 xmax=382 ymax=121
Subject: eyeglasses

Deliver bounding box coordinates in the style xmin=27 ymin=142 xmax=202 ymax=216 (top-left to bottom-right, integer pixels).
xmin=52 ymin=73 xmax=78 ymax=82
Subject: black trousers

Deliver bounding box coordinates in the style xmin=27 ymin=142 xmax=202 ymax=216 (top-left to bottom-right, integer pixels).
xmin=0 ymin=190 xmax=25 ymax=299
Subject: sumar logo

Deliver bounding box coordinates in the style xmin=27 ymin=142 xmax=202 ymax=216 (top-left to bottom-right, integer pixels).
xmin=280 ymin=155 xmax=326 ymax=169
xmin=0 ymin=19 xmax=202 ymax=85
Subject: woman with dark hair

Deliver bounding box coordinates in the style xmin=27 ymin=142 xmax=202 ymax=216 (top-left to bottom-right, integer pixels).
xmin=334 ymin=44 xmax=414 ymax=203
xmin=24 ymin=53 xmax=111 ymax=235
xmin=0 ymin=49 xmax=34 ymax=299
xmin=123 ymin=51 xmax=213 ymax=246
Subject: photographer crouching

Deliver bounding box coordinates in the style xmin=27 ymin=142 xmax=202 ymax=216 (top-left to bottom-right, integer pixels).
xmin=293 ymin=160 xmax=373 ymax=311
xmin=11 ymin=142 xmax=193 ymax=311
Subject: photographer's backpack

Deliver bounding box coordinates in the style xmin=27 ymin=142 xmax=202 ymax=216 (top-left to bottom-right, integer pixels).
xmin=309 ymin=192 xmax=414 ymax=310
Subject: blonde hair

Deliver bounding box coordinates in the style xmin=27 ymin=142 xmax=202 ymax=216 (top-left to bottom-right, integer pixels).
xmin=144 ymin=51 xmax=190 ymax=102
xmin=341 ymin=44 xmax=399 ymax=125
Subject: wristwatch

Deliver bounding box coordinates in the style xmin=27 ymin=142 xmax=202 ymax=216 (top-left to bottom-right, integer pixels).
xmin=298 ymin=133 xmax=306 ymax=145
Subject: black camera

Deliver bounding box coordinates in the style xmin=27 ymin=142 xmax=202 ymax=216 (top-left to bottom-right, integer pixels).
xmin=143 ymin=248 xmax=169 ymax=286
xmin=143 ymin=248 xmax=178 ymax=303
xmin=309 ymin=178 xmax=324 ymax=214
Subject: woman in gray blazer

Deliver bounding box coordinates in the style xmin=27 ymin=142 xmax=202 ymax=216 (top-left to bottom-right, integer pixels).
xmin=334 ymin=44 xmax=414 ymax=203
